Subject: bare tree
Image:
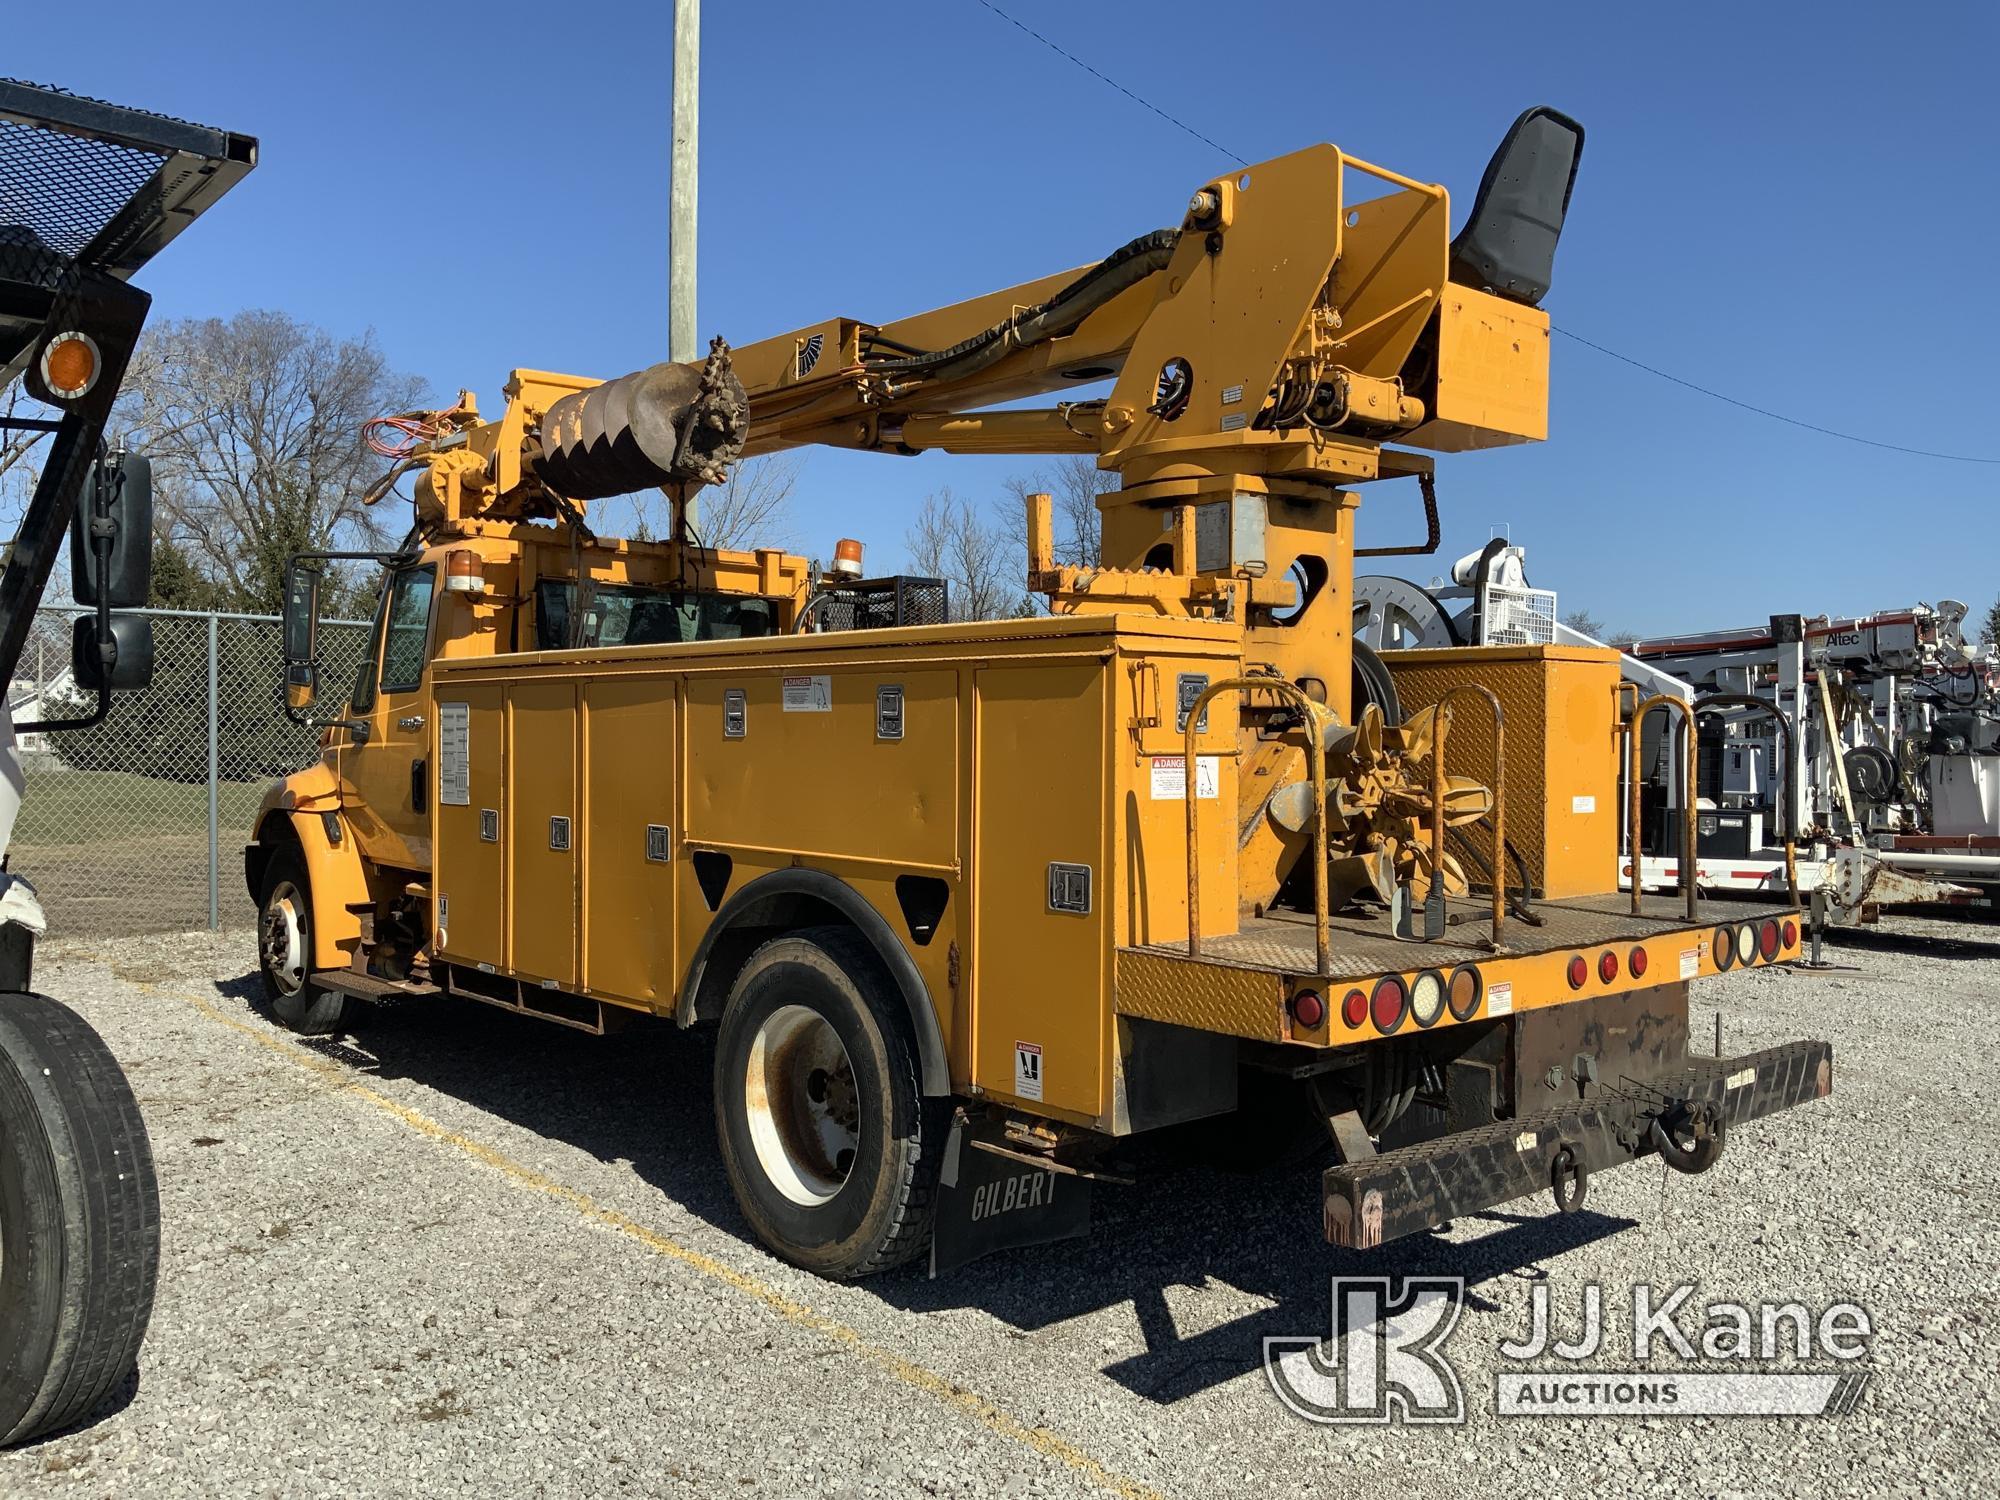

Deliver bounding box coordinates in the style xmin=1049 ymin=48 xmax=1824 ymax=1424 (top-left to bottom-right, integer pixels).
xmin=112 ymin=310 xmax=427 ymax=611
xmin=634 ymin=453 xmax=801 ymax=551
xmin=906 ymin=487 xmax=1027 ymax=622
xmin=1002 ymin=453 xmax=1113 ymax=569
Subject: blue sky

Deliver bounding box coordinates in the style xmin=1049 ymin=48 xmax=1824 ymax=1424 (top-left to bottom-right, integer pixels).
xmin=18 ymin=1 xmax=1998 ymax=635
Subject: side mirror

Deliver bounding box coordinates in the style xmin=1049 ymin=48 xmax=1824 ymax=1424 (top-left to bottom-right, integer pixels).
xmin=282 ymin=564 xmax=320 ymax=713
xmin=71 ymin=612 xmax=153 ymax=691
xmin=69 ymin=450 xmax=154 ymax=607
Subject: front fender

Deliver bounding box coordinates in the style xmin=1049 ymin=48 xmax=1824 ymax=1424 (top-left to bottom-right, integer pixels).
xmin=248 ymin=762 xmax=365 ymax=971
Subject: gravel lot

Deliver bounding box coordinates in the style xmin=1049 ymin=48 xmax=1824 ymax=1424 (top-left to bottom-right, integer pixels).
xmin=2 ymin=914 xmax=1995 ymax=1498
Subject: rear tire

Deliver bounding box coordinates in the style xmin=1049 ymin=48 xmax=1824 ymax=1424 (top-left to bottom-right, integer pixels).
xmin=0 ymin=992 xmax=160 ymax=1447
xmin=713 ymin=928 xmax=943 ymax=1279
xmin=256 ymin=846 xmax=347 ymax=1036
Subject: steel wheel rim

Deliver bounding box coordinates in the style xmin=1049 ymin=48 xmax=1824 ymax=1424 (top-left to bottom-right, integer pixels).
xmin=260 ymin=879 xmax=306 ymax=995
xmin=744 ymin=1003 xmax=860 ymax=1206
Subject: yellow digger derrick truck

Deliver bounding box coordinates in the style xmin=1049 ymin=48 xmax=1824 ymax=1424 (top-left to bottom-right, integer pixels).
xmin=252 ymin=108 xmax=1830 ymax=1278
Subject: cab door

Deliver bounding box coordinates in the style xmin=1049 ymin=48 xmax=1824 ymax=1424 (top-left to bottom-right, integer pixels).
xmin=339 ymin=562 xmax=438 ymax=871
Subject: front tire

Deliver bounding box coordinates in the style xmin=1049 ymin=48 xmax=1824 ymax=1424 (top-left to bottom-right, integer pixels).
xmin=0 ymin=992 xmax=160 ymax=1447
xmin=256 ymin=847 xmax=348 ymax=1036
xmin=713 ymin=928 xmax=943 ymax=1279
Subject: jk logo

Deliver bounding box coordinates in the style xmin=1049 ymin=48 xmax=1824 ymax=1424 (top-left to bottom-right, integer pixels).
xmin=1264 ymin=1277 xmax=1467 ymax=1425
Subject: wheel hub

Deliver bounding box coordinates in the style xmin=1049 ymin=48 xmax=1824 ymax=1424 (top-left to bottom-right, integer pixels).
xmin=260 ymin=880 xmax=306 ymax=996
xmin=744 ymin=1004 xmax=860 ymax=1206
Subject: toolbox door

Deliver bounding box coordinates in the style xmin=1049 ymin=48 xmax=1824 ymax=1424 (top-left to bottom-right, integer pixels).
xmin=507 ymin=679 xmax=578 ymax=986
xmin=581 ymin=676 xmax=678 ymax=1008
xmin=431 ymin=682 xmax=505 ymax=967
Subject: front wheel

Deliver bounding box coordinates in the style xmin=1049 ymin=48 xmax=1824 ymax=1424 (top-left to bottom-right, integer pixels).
xmin=256 ymin=846 xmax=348 ymax=1036
xmin=713 ymin=928 xmax=943 ymax=1279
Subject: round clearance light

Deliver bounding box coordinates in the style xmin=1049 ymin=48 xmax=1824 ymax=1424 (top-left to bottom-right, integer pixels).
xmin=1758 ymin=919 xmax=1781 ymax=961
xmin=1290 ymin=989 xmax=1326 ymax=1029
xmin=1598 ymin=950 xmax=1620 ymax=984
xmin=1566 ymin=954 xmax=1588 ymax=990
xmin=1410 ymin=970 xmax=1446 ymax=1029
xmin=1629 ymin=946 xmax=1649 ymax=979
xmin=1783 ymin=918 xmax=1798 ymax=949
xmin=1736 ymin=924 xmax=1757 ymax=966
xmin=1370 ymin=975 xmax=1408 ymax=1034
xmin=1713 ymin=926 xmax=1735 ymax=970
xmin=1446 ymin=965 xmax=1482 ymax=1022
xmin=1341 ymin=988 xmax=1369 ymax=1029
xmin=39 ymin=330 xmax=100 ymax=401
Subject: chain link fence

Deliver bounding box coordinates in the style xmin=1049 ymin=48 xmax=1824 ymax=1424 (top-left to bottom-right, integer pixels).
xmin=6 ymin=606 xmax=373 ymax=936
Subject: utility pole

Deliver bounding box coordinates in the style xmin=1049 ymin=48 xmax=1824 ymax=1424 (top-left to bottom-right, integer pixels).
xmin=670 ymin=0 xmax=700 ymax=531
xmin=670 ymin=0 xmax=698 ymax=366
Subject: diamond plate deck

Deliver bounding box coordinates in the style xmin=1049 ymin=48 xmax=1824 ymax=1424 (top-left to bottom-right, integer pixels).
xmin=1126 ymin=892 xmax=1794 ymax=980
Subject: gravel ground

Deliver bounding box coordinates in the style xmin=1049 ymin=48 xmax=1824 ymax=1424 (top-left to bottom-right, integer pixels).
xmin=2 ymin=914 xmax=1995 ymax=1498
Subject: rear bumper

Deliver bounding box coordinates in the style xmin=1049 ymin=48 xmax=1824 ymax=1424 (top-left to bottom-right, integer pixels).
xmin=1324 ymin=1038 xmax=1832 ymax=1248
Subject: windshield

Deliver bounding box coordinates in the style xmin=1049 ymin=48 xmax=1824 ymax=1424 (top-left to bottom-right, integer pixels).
xmin=534 ymin=580 xmax=780 ymax=651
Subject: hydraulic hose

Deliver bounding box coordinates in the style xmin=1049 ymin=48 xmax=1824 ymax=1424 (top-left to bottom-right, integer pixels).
xmin=868 ymin=228 xmax=1180 ymax=396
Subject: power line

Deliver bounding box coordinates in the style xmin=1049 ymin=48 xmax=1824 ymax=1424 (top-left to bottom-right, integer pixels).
xmin=968 ymin=0 xmax=1245 ymax=164
xmin=1550 ymin=328 xmax=2000 ymax=465
xmin=964 ymin=0 xmax=2000 ymax=468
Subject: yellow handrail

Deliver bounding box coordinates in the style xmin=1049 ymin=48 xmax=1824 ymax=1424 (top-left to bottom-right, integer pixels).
xmin=1183 ymin=678 xmax=1332 ymax=977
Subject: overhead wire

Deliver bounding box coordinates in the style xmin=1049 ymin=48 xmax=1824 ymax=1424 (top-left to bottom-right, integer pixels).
xmin=964 ymin=0 xmax=2000 ymax=467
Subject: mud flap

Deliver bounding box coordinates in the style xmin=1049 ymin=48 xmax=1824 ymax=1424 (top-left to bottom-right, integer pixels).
xmin=929 ymin=1117 xmax=1092 ymax=1277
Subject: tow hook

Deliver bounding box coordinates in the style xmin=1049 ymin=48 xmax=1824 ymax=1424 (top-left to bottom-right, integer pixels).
xmin=1650 ymin=1100 xmax=1726 ymax=1175
xmin=1549 ymin=1145 xmax=1588 ymax=1212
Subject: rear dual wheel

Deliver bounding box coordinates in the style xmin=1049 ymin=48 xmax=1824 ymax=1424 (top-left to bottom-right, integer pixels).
xmin=713 ymin=929 xmax=944 ymax=1279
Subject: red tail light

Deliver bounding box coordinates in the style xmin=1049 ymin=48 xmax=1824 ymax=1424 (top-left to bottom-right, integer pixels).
xmin=1370 ymin=976 xmax=1408 ymax=1034
xmin=1341 ymin=988 xmax=1368 ymax=1029
xmin=1598 ymin=950 xmax=1619 ymax=984
xmin=1758 ymin=919 xmax=1780 ymax=960
xmin=1782 ymin=918 xmax=1798 ymax=948
xmin=1628 ymin=946 xmax=1649 ymax=978
xmin=1567 ymin=955 xmax=1588 ymax=989
xmin=1291 ymin=990 xmax=1326 ymax=1028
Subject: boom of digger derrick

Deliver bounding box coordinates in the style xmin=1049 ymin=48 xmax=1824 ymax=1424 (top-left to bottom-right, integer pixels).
xmin=251 ymin=108 xmax=1829 ymax=1272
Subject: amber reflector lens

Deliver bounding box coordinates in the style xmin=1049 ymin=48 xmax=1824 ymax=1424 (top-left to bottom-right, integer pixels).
xmin=1447 ymin=966 xmax=1481 ymax=1021
xmin=1713 ymin=926 xmax=1734 ymax=970
xmin=1370 ymin=976 xmax=1408 ymax=1033
xmin=1291 ymin=990 xmax=1325 ymax=1028
xmin=1629 ymin=946 xmax=1649 ymax=978
xmin=40 ymin=332 xmax=98 ymax=399
xmin=1566 ymin=955 xmax=1588 ymax=989
xmin=1342 ymin=988 xmax=1368 ymax=1028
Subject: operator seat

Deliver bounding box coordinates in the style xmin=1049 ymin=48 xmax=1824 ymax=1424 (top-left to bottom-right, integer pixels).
xmin=1447 ymin=106 xmax=1585 ymax=307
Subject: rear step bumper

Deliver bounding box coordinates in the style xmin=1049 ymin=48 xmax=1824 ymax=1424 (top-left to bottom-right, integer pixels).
xmin=1324 ymin=1039 xmax=1833 ymax=1249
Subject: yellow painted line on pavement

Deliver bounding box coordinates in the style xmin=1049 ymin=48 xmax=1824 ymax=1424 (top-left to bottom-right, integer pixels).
xmin=144 ymin=978 xmax=1165 ymax=1500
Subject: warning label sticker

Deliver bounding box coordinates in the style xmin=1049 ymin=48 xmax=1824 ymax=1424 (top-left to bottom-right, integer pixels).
xmin=1014 ymin=1041 xmax=1044 ymax=1101
xmin=438 ymin=702 xmax=470 ymax=806
xmin=782 ymin=675 xmax=832 ymax=712
xmin=1149 ymin=755 xmax=1220 ymax=800
xmin=1487 ymin=981 xmax=1514 ymax=1017
xmin=1680 ymin=947 xmax=1701 ymax=980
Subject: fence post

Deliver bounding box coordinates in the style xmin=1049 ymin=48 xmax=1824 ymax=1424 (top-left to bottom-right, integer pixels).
xmin=207 ymin=612 xmax=219 ymax=932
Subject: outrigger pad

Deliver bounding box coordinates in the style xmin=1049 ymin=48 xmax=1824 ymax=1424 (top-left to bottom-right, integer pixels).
xmin=930 ymin=1119 xmax=1091 ymax=1277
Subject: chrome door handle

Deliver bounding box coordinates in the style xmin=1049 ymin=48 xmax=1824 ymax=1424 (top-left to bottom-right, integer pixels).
xmin=398 ymin=714 xmax=426 ymax=732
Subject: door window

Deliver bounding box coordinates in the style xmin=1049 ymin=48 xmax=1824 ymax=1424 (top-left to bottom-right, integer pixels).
xmin=378 ymin=566 xmax=437 ymax=695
